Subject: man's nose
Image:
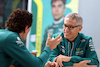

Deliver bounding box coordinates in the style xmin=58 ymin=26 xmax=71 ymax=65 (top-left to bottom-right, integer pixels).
xmin=55 ymin=7 xmax=59 ymax=12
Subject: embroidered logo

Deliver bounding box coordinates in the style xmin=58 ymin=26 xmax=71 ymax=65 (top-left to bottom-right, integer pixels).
xmin=17 ymin=37 xmax=21 ymax=41
xmin=60 ymin=45 xmax=66 ymax=53
xmin=89 ymin=39 xmax=95 ymax=51
xmin=16 ymin=37 xmax=24 ymax=47
xmin=76 ymin=48 xmax=82 ymax=50
xmin=75 ymin=50 xmax=83 ymax=55
xmin=75 ymin=48 xmax=83 ymax=55
xmin=81 ymin=39 xmax=86 ymax=42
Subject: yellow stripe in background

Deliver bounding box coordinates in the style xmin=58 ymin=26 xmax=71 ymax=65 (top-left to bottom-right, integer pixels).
xmin=66 ymin=0 xmax=79 ymax=12
xmin=12 ymin=0 xmax=20 ymax=11
xmin=34 ymin=0 xmax=43 ymax=56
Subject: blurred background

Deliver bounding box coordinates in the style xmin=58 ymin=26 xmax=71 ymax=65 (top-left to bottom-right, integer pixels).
xmin=0 ymin=0 xmax=99 ymax=65
xmin=0 ymin=0 xmax=28 ymax=29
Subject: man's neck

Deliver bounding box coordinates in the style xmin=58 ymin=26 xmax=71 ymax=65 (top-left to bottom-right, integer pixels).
xmin=54 ymin=17 xmax=64 ymax=24
xmin=19 ymin=32 xmax=24 ymax=40
xmin=68 ymin=34 xmax=79 ymax=42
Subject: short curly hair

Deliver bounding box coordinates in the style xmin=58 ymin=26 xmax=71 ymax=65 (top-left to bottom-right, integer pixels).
xmin=5 ymin=8 xmax=33 ymax=33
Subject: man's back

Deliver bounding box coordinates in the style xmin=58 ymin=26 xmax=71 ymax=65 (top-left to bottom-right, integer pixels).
xmin=0 ymin=29 xmax=16 ymax=67
xmin=0 ymin=29 xmax=53 ymax=67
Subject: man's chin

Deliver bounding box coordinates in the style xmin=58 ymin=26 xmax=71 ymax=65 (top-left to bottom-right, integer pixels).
xmin=64 ymin=35 xmax=69 ymax=39
xmin=54 ymin=17 xmax=60 ymax=21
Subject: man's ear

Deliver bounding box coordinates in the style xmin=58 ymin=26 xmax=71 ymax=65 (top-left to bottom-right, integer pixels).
xmin=78 ymin=26 xmax=82 ymax=32
xmin=24 ymin=26 xmax=29 ymax=33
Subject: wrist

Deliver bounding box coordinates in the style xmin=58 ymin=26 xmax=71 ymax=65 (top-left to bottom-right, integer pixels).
xmin=63 ymin=56 xmax=71 ymax=62
xmin=46 ymin=45 xmax=53 ymax=50
xmin=68 ymin=57 xmax=71 ymax=61
xmin=73 ymin=63 xmax=78 ymax=67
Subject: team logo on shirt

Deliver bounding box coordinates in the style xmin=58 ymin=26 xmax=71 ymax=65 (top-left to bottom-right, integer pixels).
xmin=60 ymin=45 xmax=66 ymax=53
xmin=81 ymin=39 xmax=86 ymax=42
xmin=75 ymin=48 xmax=83 ymax=55
xmin=89 ymin=39 xmax=95 ymax=51
xmin=17 ymin=37 xmax=21 ymax=41
xmin=16 ymin=37 xmax=24 ymax=47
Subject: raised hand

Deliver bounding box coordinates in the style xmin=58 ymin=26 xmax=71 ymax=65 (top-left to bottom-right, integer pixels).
xmin=46 ymin=33 xmax=62 ymax=50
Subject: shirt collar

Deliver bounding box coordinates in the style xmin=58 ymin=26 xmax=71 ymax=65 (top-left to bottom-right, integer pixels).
xmin=54 ymin=17 xmax=64 ymax=24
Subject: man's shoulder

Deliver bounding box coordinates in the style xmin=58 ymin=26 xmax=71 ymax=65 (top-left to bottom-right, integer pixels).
xmin=0 ymin=29 xmax=18 ymax=41
xmin=79 ymin=33 xmax=92 ymax=40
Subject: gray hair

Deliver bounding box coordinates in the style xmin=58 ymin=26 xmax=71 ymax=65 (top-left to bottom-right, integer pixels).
xmin=65 ymin=13 xmax=83 ymax=25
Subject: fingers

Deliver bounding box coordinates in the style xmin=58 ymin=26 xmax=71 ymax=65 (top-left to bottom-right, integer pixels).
xmin=51 ymin=62 xmax=57 ymax=67
xmin=57 ymin=36 xmax=62 ymax=42
xmin=54 ymin=34 xmax=61 ymax=40
xmin=53 ymin=56 xmax=64 ymax=67
xmin=47 ymin=33 xmax=51 ymax=40
xmin=45 ymin=61 xmax=56 ymax=67
xmin=58 ymin=60 xmax=63 ymax=67
xmin=53 ymin=57 xmax=58 ymax=62
xmin=44 ymin=61 xmax=51 ymax=67
xmin=53 ymin=34 xmax=62 ymax=45
xmin=47 ymin=61 xmax=52 ymax=64
xmin=83 ymin=60 xmax=91 ymax=64
xmin=55 ymin=62 xmax=59 ymax=67
xmin=88 ymin=65 xmax=97 ymax=67
xmin=46 ymin=34 xmax=62 ymax=50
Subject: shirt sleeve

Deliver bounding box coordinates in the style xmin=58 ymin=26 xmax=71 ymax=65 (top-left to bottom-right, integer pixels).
xmin=70 ymin=38 xmax=99 ymax=67
xmin=3 ymin=34 xmax=51 ymax=67
xmin=48 ymin=34 xmax=59 ymax=62
xmin=48 ymin=48 xmax=58 ymax=62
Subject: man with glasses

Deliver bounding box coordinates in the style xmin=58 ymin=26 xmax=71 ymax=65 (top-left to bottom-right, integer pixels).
xmin=42 ymin=0 xmax=66 ymax=52
xmin=47 ymin=13 xmax=99 ymax=67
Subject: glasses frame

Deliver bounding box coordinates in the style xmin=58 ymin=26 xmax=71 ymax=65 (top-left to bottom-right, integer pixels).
xmin=62 ymin=23 xmax=81 ymax=30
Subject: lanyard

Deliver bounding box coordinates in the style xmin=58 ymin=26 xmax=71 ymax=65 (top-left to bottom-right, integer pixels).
xmin=68 ymin=42 xmax=74 ymax=56
xmin=60 ymin=40 xmax=74 ymax=56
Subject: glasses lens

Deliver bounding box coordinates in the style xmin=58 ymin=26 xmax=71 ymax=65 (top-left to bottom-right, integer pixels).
xmin=68 ymin=26 xmax=74 ymax=30
xmin=62 ymin=24 xmax=80 ymax=30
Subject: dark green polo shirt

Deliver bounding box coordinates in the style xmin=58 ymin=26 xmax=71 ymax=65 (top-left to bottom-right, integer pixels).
xmin=0 ymin=29 xmax=51 ymax=67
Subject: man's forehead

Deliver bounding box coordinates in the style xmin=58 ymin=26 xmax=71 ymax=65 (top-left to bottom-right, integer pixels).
xmin=65 ymin=18 xmax=77 ymax=22
xmin=64 ymin=18 xmax=77 ymax=25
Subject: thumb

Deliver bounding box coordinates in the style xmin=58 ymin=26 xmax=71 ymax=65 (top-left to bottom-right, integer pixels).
xmin=51 ymin=62 xmax=55 ymax=66
xmin=83 ymin=60 xmax=91 ymax=64
xmin=53 ymin=57 xmax=57 ymax=62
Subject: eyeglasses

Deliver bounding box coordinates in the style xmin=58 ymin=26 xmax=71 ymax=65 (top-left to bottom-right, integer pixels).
xmin=62 ymin=23 xmax=81 ymax=30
